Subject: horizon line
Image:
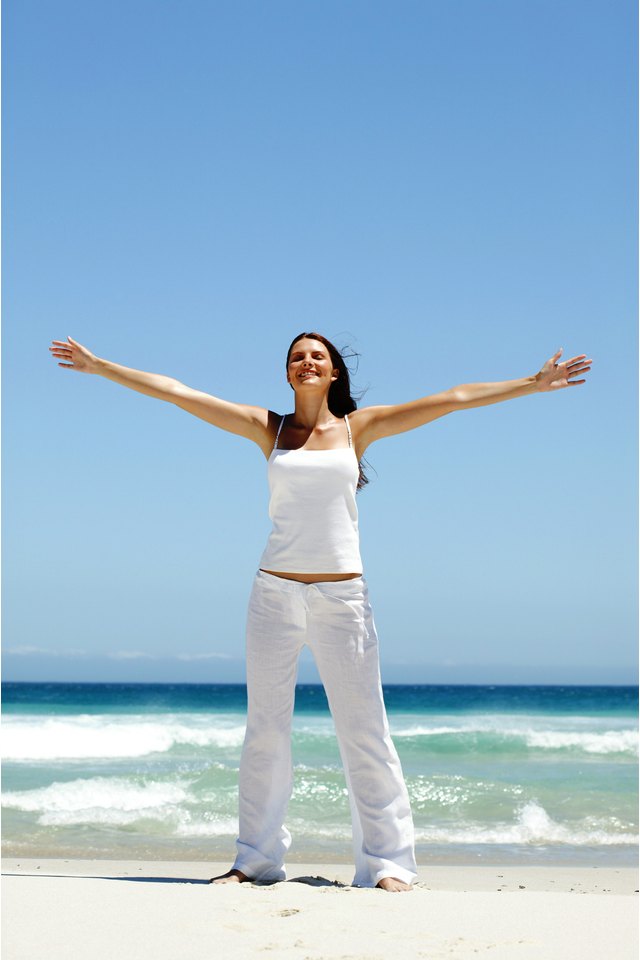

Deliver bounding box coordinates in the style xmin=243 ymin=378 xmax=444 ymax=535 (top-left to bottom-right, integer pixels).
xmin=2 ymin=679 xmax=638 ymax=688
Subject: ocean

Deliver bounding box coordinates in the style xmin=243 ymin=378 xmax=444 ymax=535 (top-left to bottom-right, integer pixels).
xmin=2 ymin=682 xmax=637 ymax=865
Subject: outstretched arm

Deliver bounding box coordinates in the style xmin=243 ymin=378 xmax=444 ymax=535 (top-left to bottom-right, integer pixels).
xmin=49 ymin=336 xmax=276 ymax=456
xmin=352 ymin=348 xmax=592 ymax=455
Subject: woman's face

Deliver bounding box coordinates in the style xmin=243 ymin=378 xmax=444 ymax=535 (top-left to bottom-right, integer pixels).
xmin=287 ymin=338 xmax=338 ymax=393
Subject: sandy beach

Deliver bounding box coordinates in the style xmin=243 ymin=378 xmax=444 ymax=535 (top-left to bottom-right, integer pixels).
xmin=2 ymin=858 xmax=637 ymax=960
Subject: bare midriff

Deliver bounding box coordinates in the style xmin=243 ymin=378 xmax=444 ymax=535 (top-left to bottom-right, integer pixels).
xmin=260 ymin=569 xmax=362 ymax=583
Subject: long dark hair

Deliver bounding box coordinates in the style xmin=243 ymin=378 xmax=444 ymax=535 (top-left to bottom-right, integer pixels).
xmin=285 ymin=332 xmax=370 ymax=491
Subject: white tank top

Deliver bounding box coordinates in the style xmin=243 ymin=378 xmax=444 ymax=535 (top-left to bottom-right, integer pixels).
xmin=258 ymin=413 xmax=363 ymax=574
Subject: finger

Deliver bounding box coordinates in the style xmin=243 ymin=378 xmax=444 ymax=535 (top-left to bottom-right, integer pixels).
xmin=567 ymin=379 xmax=586 ymax=386
xmin=58 ymin=363 xmax=75 ymax=368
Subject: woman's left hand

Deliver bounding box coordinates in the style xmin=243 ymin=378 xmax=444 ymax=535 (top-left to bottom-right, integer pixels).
xmin=536 ymin=349 xmax=592 ymax=392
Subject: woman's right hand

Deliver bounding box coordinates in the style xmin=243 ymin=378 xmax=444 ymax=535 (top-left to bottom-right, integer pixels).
xmin=49 ymin=336 xmax=100 ymax=374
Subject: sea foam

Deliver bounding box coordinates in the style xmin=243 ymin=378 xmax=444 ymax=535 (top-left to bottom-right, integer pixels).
xmin=414 ymin=801 xmax=639 ymax=847
xmin=392 ymin=720 xmax=638 ymax=756
xmin=2 ymin=715 xmax=247 ymax=761
xmin=2 ymin=776 xmax=191 ymax=826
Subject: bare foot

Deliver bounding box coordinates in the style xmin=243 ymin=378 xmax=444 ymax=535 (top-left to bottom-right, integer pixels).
xmin=208 ymin=869 xmax=252 ymax=884
xmin=376 ymin=876 xmax=413 ymax=892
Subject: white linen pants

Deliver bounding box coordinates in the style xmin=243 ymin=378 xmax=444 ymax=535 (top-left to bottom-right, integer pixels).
xmin=232 ymin=569 xmax=417 ymax=887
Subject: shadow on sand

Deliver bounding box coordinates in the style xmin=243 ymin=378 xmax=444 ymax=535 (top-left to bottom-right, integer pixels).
xmin=2 ymin=872 xmax=348 ymax=887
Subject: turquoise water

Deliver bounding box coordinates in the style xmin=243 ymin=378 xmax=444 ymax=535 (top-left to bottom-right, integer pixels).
xmin=2 ymin=683 xmax=637 ymax=865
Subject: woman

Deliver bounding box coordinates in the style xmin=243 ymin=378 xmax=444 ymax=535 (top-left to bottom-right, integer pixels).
xmin=49 ymin=331 xmax=592 ymax=891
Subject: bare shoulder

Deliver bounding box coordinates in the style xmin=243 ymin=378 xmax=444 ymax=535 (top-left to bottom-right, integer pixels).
xmin=171 ymin=384 xmax=284 ymax=458
xmin=347 ymin=406 xmax=386 ymax=458
xmin=346 ymin=406 xmax=380 ymax=431
xmin=349 ymin=391 xmax=456 ymax=453
xmin=258 ymin=409 xmax=285 ymax=459
xmin=221 ymin=405 xmax=285 ymax=460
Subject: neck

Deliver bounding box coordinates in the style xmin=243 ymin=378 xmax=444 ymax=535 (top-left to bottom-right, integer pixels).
xmin=291 ymin=393 xmax=335 ymax=429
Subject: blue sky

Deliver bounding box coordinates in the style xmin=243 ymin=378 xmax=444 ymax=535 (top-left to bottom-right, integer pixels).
xmin=3 ymin=0 xmax=637 ymax=684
